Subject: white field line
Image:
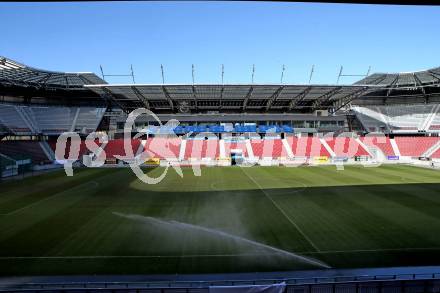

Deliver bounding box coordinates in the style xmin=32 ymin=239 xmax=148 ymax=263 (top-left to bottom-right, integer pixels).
xmin=0 ymin=181 xmax=99 ymax=216
xmin=241 ymin=168 xmax=321 ymax=252
xmin=0 ymin=253 xmax=307 ymax=260
xmin=1 ymin=247 xmax=440 ymax=260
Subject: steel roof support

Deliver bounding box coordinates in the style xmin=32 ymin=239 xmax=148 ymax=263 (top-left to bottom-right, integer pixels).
xmin=288 ymin=87 xmax=312 ymax=111
xmin=332 ymin=86 xmax=371 ymax=113
xmin=1 ymin=71 xmax=33 ymax=88
xmin=242 ymin=86 xmax=254 ymax=111
xmin=77 ymin=74 xmax=95 ymax=85
xmin=101 ymin=87 xmax=130 ymax=113
xmin=265 ymin=86 xmax=284 ymax=111
xmin=161 ymin=86 xmax=175 ymax=111
xmin=386 ymin=75 xmax=400 ymax=97
xmin=219 ymin=84 xmax=225 ymax=110
xmin=25 ymin=72 xmax=49 ymax=85
xmin=413 ymin=73 xmax=427 ymax=101
xmin=192 ymin=85 xmax=198 ymax=111
xmin=371 ymin=74 xmax=390 ymax=85
xmin=131 ymin=86 xmax=150 ymax=109
xmin=427 ymin=70 xmax=440 ymax=82
xmin=311 ymin=87 xmax=343 ymax=111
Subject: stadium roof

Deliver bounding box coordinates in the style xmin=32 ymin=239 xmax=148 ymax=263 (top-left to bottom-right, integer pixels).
xmin=355 ymin=67 xmax=440 ymax=87
xmin=1 ymin=56 xmax=440 ymax=113
xmin=85 ymin=84 xmax=379 ymax=113
xmin=0 ymin=56 xmax=106 ymax=89
xmin=84 ymin=66 xmax=440 ymax=113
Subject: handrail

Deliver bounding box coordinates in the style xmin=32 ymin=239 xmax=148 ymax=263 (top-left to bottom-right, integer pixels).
xmin=1 ymin=272 xmax=439 ymax=290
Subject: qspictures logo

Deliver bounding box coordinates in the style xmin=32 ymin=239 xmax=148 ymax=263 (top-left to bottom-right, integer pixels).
xmin=55 ymin=108 xmax=386 ymax=184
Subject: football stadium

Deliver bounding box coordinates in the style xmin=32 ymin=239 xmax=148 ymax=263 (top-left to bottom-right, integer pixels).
xmin=1 ymin=53 xmax=440 ymax=291
xmin=1 ymin=3 xmax=440 ymax=291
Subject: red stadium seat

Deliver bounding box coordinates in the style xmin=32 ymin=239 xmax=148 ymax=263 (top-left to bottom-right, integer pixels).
xmin=394 ymin=137 xmax=438 ymax=157
xmin=184 ymin=139 xmax=219 ymax=159
xmin=251 ymin=139 xmax=288 ymax=159
xmin=360 ymin=136 xmax=395 ymax=156
xmin=103 ymin=139 xmax=141 ymax=160
xmin=430 ymin=147 xmax=440 ymax=158
xmin=325 ymin=137 xmax=369 ymax=157
xmin=144 ymin=137 xmax=181 ymax=159
xmin=286 ymin=136 xmax=329 ymax=157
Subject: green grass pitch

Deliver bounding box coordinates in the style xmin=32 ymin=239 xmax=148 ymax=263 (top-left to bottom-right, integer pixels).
xmin=1 ymin=165 xmax=440 ymax=275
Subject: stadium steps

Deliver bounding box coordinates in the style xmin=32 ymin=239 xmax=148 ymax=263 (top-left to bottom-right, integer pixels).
xmin=219 ymin=139 xmax=226 ymax=158
xmin=325 ymin=137 xmax=370 ymax=157
xmin=273 ymin=139 xmax=287 ymax=158
xmin=355 ymin=112 xmax=370 ymax=133
xmin=355 ymin=137 xmax=374 ymax=157
xmin=69 ymin=108 xmax=81 ymax=132
xmin=319 ymin=138 xmax=336 ymax=157
xmin=140 ymin=139 xmax=147 ymax=149
xmin=376 ymin=106 xmax=392 ymax=132
xmin=430 ymin=146 xmax=440 ymax=158
xmin=135 ymin=140 xmax=145 ymax=156
xmin=0 ymin=153 xmax=17 ymax=177
xmin=140 ymin=139 xmax=147 ymax=157
xmin=307 ymin=137 xmax=331 ymax=157
xmin=352 ymin=106 xmax=388 ymax=133
xmin=179 ymin=139 xmax=187 ymax=160
xmin=15 ymin=106 xmax=38 ymax=133
xmin=281 ymin=138 xmax=294 ymax=158
xmin=389 ymin=138 xmax=401 ymax=156
xmin=249 ymin=139 xmax=263 ymax=159
xmin=422 ymin=104 xmax=440 ymax=131
xmin=224 ymin=141 xmax=248 ymax=158
xmin=39 ymin=141 xmax=55 ymax=161
xmin=22 ymin=107 xmax=42 ymax=133
xmin=245 ymin=139 xmax=255 ymax=160
xmin=92 ymin=140 xmax=106 ymax=160
xmin=360 ymin=136 xmax=395 ymax=157
xmin=423 ymin=139 xmax=440 ymax=157
xmin=0 ymin=152 xmax=14 ymax=162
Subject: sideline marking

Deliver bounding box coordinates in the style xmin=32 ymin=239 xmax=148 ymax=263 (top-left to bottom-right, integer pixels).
xmin=1 ymin=247 xmax=440 ymax=260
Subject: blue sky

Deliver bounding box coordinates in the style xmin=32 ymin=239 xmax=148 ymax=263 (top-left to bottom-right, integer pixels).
xmin=1 ymin=1 xmax=439 ymax=85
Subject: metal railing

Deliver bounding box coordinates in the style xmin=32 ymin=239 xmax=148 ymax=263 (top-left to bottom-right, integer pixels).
xmin=1 ymin=272 xmax=440 ymax=292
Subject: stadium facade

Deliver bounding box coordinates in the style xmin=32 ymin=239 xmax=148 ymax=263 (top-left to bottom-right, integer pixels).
xmin=1 ymin=56 xmax=440 ymax=175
